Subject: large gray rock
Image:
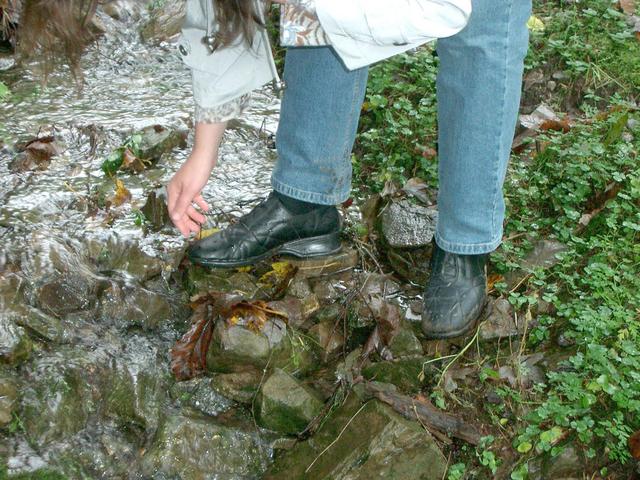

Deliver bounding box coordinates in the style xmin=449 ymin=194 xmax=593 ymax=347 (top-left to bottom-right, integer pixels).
xmin=381 ymin=199 xmax=438 ymax=248
xmin=265 ymin=396 xmax=447 ymax=479
xmin=256 ymin=368 xmax=324 ymax=434
xmin=140 ymin=0 xmax=187 ymax=43
xmin=139 ymin=413 xmax=272 ymax=479
xmin=33 ymin=272 xmax=99 ymax=316
xmin=209 ymin=367 xmax=263 ymax=404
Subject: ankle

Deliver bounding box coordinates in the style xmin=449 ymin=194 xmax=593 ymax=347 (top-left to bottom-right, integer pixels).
xmin=274 ymin=191 xmax=333 ymax=215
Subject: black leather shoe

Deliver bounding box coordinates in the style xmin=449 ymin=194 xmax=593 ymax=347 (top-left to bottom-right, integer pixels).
xmin=187 ymin=193 xmax=342 ymax=267
xmin=421 ymin=241 xmax=488 ymax=339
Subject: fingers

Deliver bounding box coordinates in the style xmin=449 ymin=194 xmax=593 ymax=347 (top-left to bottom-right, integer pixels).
xmin=187 ymin=205 xmax=206 ymax=225
xmin=194 ymin=194 xmax=210 ymax=212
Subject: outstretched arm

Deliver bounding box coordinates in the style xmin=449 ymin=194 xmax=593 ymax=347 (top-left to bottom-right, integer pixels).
xmin=167 ymin=121 xmax=226 ymax=237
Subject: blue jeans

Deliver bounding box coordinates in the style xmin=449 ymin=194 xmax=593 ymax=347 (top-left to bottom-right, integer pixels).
xmin=272 ymin=0 xmax=532 ymax=255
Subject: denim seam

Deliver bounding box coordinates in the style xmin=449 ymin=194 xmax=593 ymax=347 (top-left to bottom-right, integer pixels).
xmin=489 ymin=0 xmax=512 ymax=245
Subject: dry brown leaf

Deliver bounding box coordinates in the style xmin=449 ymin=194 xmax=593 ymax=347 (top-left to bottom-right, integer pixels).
xmin=11 ymin=135 xmax=62 ymax=172
xmin=629 ymin=430 xmax=640 ymax=460
xmin=487 ymin=273 xmax=505 ymax=292
xmin=170 ymin=303 xmax=215 ymax=381
xmin=362 ymin=296 xmax=401 ymax=360
xmin=120 ymin=148 xmax=148 ymax=174
xmin=540 ymin=118 xmax=571 ymax=133
xmin=228 ymin=300 xmax=288 ymax=333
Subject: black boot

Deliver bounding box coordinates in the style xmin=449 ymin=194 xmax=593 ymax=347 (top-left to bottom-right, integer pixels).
xmin=421 ymin=241 xmax=488 ymax=339
xmin=187 ymin=192 xmax=341 ymax=267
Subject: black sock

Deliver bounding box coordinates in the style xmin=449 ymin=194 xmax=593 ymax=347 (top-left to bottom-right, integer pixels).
xmin=274 ymin=191 xmax=331 ymax=215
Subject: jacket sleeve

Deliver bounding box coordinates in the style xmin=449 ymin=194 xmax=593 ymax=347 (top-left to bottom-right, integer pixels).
xmin=178 ymin=0 xmax=277 ymax=123
xmin=315 ymin=0 xmax=471 ymax=69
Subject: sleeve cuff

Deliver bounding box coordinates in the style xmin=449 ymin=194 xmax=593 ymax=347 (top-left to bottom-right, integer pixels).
xmin=194 ymin=93 xmax=252 ymax=124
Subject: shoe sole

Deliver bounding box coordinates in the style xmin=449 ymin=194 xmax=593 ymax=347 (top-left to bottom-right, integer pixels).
xmin=422 ymin=299 xmax=488 ymax=340
xmin=188 ymin=231 xmax=343 ymax=268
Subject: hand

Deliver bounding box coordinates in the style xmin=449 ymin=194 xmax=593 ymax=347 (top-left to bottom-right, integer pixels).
xmin=167 ymin=153 xmax=214 ymax=237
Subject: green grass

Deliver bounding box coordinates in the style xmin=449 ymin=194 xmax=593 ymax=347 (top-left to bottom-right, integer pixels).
xmin=352 ymin=0 xmax=640 ymax=476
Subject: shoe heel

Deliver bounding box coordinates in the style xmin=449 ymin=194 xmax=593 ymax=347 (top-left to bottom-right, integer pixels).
xmin=279 ymin=232 xmax=342 ymax=258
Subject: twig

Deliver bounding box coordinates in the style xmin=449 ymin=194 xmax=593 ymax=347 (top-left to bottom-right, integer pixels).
xmin=304 ymin=402 xmax=368 ymax=474
xmin=437 ymin=324 xmax=482 ymax=388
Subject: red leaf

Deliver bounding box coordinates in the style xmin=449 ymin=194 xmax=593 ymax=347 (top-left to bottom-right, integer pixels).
xmin=629 ymin=430 xmax=640 ymax=460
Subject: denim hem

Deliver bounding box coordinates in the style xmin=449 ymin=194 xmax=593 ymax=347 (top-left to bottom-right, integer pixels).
xmin=435 ymin=231 xmax=502 ymax=255
xmin=271 ymin=177 xmax=347 ymax=205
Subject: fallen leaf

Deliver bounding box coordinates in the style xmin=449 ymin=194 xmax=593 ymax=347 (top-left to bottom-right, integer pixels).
xmin=120 ymin=147 xmax=148 ymax=174
xmin=629 ymin=430 xmax=640 ymax=459
xmin=362 ymin=296 xmax=402 ymax=360
xmin=111 ymin=179 xmax=131 ymax=207
xmin=540 ymin=118 xmax=571 ymax=133
xmin=402 ymin=177 xmax=431 ymax=204
xmin=257 ymin=261 xmax=297 ymax=297
xmin=487 ymin=273 xmax=505 ymax=292
xmin=10 ymin=135 xmax=62 ymax=172
xmin=527 ymin=15 xmax=545 ymax=32
xmin=197 ymin=227 xmax=220 ymax=240
xmin=228 ymin=300 xmax=288 ymax=333
xmin=170 ymin=302 xmax=215 ymax=381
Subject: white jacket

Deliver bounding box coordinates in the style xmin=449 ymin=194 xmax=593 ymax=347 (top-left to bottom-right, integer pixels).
xmin=177 ymin=0 xmax=471 ymax=121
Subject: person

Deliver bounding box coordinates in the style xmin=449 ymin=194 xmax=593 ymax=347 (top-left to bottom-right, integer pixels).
xmin=168 ymin=0 xmax=532 ymax=339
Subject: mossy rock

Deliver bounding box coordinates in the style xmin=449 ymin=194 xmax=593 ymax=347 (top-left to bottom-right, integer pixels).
xmin=265 ymin=395 xmax=446 ymax=479
xmin=255 ymin=369 xmax=324 ymax=434
xmin=361 ymin=357 xmax=425 ymax=395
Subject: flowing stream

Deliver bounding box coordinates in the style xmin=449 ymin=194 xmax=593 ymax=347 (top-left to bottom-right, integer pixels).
xmin=0 ymin=6 xmax=284 ymax=478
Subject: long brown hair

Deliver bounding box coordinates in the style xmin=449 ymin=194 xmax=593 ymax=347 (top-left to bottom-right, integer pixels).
xmin=17 ymin=0 xmax=99 ymax=83
xmin=212 ymin=0 xmax=265 ymax=51
xmin=5 ymin=0 xmax=265 ymax=84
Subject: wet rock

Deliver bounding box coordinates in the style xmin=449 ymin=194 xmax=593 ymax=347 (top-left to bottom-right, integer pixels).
xmin=101 ymin=335 xmax=171 ymax=433
xmin=288 ymin=247 xmax=359 ymax=279
xmin=210 ymin=367 xmax=263 ymax=404
xmin=207 ymin=318 xmax=316 ymax=373
xmin=171 ymin=376 xmax=234 ymax=417
xmin=287 ymin=275 xmax=313 ymax=299
xmin=140 ymin=412 xmax=271 ymax=479
xmin=256 ymin=368 xmax=324 ymax=434
xmin=362 ymin=358 xmax=425 ymax=395
xmin=309 ymin=320 xmax=345 ymax=359
xmin=141 ymin=1 xmax=187 ymax=43
xmin=20 ymin=350 xmax=97 ymax=446
xmin=380 ymin=199 xmax=438 ymax=248
xmin=186 ymin=267 xmax=260 ymax=297
xmin=136 ymin=124 xmax=188 ymax=162
xmin=0 ymin=369 xmax=18 ymax=426
xmin=141 ymin=187 xmax=171 ymax=231
xmin=388 ymin=324 xmax=423 ymax=358
xmin=33 ymin=273 xmax=98 ymax=316
xmin=312 ymin=275 xmax=353 ymax=302
xmin=0 ymin=312 xmax=32 ymax=365
xmin=479 ymin=298 xmax=521 ymax=341
xmin=542 ymin=444 xmax=584 ymax=479
xmin=86 ymin=236 xmax=176 ymax=281
xmin=265 ymin=396 xmax=447 ymax=479
xmin=100 ymin=283 xmax=172 ymax=330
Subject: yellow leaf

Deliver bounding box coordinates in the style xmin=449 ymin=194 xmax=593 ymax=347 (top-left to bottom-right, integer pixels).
xmin=527 ymin=15 xmax=545 ymax=32
xmin=197 ymin=227 xmax=220 ymax=240
xmin=112 ymin=179 xmax=131 ymax=207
